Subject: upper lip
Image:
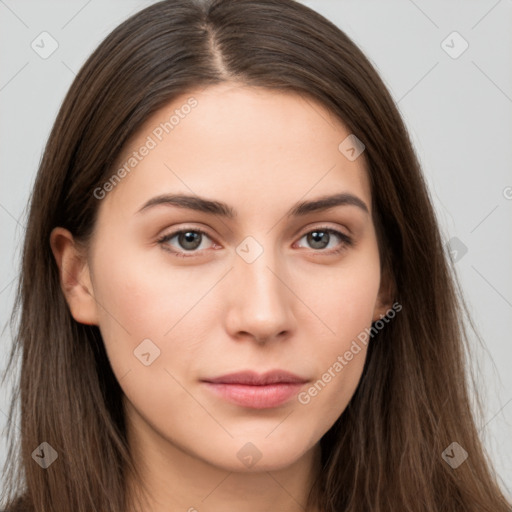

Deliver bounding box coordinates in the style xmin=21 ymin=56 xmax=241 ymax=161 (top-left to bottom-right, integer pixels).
xmin=202 ymin=370 xmax=308 ymax=386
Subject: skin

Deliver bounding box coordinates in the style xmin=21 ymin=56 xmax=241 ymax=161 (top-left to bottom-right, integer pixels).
xmin=51 ymin=82 xmax=392 ymax=512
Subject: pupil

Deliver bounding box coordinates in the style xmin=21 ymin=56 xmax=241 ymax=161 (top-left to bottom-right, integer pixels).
xmin=309 ymin=231 xmax=328 ymax=249
xmin=180 ymin=231 xmax=201 ymax=250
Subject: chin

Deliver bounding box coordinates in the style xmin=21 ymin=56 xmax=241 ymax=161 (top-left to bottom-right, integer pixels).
xmin=204 ymin=434 xmax=317 ymax=473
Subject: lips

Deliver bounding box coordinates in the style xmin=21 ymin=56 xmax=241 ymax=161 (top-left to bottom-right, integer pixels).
xmin=202 ymin=370 xmax=308 ymax=386
xmin=201 ymin=370 xmax=308 ymax=409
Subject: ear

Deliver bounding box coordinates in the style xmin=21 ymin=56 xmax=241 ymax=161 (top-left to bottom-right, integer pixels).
xmin=372 ymin=264 xmax=395 ymax=322
xmin=49 ymin=227 xmax=99 ymax=326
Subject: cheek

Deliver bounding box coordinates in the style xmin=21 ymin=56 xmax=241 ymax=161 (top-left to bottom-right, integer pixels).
xmin=293 ymin=245 xmax=381 ymax=343
xmin=295 ymin=284 xmax=374 ymax=433
xmin=292 ymin=249 xmax=380 ymax=421
xmin=89 ymin=245 xmax=220 ymax=383
xmin=89 ymin=257 xmax=218 ymax=439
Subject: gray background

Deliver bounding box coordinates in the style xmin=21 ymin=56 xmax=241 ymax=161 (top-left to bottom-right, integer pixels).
xmin=1 ymin=0 xmax=511 ymax=499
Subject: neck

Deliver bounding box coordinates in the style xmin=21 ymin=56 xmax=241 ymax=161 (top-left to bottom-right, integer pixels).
xmin=124 ymin=407 xmax=323 ymax=512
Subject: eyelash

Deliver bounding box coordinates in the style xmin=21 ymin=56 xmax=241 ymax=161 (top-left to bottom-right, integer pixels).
xmin=156 ymin=226 xmax=353 ymax=258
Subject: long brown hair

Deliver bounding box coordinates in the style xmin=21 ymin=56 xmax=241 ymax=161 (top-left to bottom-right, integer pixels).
xmin=1 ymin=0 xmax=510 ymax=510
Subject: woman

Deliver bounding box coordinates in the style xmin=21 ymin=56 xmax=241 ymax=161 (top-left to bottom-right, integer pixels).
xmin=1 ymin=0 xmax=510 ymax=510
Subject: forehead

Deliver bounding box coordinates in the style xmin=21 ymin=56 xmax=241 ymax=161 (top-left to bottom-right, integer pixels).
xmin=102 ymin=83 xmax=371 ymax=219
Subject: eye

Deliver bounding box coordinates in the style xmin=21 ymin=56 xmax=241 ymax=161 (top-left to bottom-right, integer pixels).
xmin=157 ymin=228 xmax=216 ymax=257
xmin=295 ymin=227 xmax=353 ymax=254
xmin=157 ymin=225 xmax=353 ymax=258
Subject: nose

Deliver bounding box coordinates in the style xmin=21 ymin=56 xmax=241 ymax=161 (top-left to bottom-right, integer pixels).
xmin=224 ymin=245 xmax=296 ymax=345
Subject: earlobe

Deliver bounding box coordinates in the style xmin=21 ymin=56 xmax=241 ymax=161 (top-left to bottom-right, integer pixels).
xmin=372 ymin=300 xmax=391 ymax=323
xmin=49 ymin=227 xmax=99 ymax=326
xmin=372 ymin=266 xmax=395 ymax=322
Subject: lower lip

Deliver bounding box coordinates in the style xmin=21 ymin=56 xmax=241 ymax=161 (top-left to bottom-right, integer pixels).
xmin=202 ymin=382 xmax=304 ymax=409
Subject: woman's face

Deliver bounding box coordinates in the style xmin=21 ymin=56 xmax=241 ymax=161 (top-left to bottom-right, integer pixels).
xmin=71 ymin=83 xmax=390 ymax=472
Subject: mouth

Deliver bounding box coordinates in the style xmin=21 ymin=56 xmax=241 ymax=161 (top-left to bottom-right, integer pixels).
xmin=201 ymin=370 xmax=309 ymax=409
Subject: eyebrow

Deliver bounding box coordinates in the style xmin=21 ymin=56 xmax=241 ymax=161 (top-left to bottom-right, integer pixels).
xmin=136 ymin=192 xmax=369 ymax=218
